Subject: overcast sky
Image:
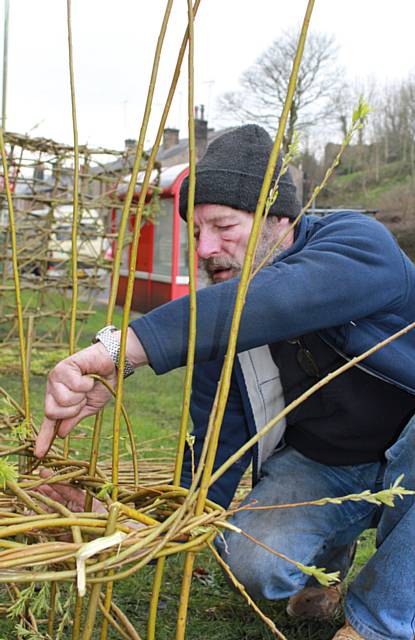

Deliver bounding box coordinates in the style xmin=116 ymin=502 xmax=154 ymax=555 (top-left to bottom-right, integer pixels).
xmin=3 ymin=0 xmax=415 ymax=150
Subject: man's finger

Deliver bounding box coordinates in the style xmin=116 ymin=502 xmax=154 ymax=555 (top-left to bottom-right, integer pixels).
xmin=57 ymin=406 xmax=98 ymax=438
xmin=34 ymin=482 xmax=64 ymax=505
xmin=51 ymin=381 xmax=87 ymax=407
xmin=35 ymin=418 xmax=59 ymax=458
xmin=44 ymin=395 xmax=87 ymax=421
xmin=39 ymin=468 xmax=53 ymax=479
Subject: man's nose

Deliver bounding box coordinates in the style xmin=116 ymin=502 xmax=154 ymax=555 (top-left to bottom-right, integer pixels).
xmin=196 ymin=231 xmax=221 ymax=259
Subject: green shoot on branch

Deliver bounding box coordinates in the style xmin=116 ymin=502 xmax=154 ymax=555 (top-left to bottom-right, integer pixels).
xmin=308 ymin=474 xmax=414 ymax=509
xmin=0 ymin=457 xmax=18 ymax=489
xmin=96 ymin=482 xmax=114 ymax=500
xmin=265 ymin=129 xmax=301 ymax=213
xmin=295 ymin=562 xmax=341 ymax=587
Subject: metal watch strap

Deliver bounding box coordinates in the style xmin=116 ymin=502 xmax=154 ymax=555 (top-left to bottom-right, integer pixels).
xmin=93 ymin=325 xmax=135 ymax=379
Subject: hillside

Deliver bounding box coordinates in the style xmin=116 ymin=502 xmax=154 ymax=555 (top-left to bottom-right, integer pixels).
xmin=316 ymin=160 xmax=415 ymax=260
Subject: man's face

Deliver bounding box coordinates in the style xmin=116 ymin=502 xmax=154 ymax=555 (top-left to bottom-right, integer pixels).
xmin=193 ymin=204 xmax=292 ymax=284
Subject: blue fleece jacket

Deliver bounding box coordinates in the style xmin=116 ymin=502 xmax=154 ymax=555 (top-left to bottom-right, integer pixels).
xmin=130 ymin=211 xmax=415 ymax=506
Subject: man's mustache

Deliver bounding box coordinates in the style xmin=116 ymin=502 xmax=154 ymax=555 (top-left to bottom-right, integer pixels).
xmin=201 ymin=256 xmax=241 ymax=276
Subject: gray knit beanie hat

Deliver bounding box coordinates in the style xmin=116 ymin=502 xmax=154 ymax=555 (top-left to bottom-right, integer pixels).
xmin=179 ymin=124 xmax=301 ymax=220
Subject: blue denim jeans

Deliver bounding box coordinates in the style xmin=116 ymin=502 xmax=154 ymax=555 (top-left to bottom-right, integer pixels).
xmin=218 ymin=415 xmax=415 ymax=640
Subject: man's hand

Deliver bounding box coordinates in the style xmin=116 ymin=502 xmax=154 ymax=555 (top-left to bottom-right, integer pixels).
xmin=35 ymin=328 xmax=149 ymax=459
xmin=35 ymin=468 xmax=107 ymax=513
xmin=35 ymin=342 xmax=116 ymax=458
xmin=34 ymin=469 xmax=146 ymax=535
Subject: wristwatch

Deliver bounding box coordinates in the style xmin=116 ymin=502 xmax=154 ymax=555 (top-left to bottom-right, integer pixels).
xmin=92 ymin=325 xmax=135 ymax=378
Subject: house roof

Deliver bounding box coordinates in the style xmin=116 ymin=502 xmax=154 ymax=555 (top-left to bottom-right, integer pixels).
xmin=155 ymin=127 xmax=232 ymax=164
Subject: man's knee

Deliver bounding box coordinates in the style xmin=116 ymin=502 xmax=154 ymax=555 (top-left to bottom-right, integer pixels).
xmin=215 ymin=529 xmax=307 ymax=600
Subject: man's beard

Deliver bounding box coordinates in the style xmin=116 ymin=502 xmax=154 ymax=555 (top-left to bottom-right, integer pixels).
xmin=201 ymin=221 xmax=285 ymax=284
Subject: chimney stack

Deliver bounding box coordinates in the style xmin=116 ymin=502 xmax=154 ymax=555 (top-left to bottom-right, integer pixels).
xmin=163 ymin=127 xmax=180 ymax=150
xmin=124 ymin=138 xmax=137 ymax=152
xmin=194 ymin=104 xmax=208 ymax=159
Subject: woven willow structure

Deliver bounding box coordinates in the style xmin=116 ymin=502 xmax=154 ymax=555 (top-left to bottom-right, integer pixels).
xmin=0 ymin=1 xmax=414 ymax=639
xmin=0 ymin=131 xmax=157 ymax=350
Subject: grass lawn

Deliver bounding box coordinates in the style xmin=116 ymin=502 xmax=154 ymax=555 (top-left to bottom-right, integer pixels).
xmin=0 ymin=302 xmax=376 ymax=639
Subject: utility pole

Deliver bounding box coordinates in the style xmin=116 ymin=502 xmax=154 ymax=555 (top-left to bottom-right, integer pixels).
xmin=2 ymin=0 xmax=9 ymax=130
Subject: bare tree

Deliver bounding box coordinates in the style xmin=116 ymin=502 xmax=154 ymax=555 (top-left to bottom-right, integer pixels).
xmin=216 ymin=28 xmax=344 ymax=153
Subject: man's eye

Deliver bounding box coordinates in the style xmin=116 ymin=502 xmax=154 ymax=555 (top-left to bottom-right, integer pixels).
xmin=218 ymin=224 xmax=236 ymax=230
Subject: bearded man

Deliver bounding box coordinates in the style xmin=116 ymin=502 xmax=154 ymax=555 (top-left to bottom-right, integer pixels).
xmin=36 ymin=125 xmax=415 ymax=640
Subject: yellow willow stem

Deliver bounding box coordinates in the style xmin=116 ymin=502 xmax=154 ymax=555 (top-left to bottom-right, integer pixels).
xmin=105 ymin=599 xmax=143 ymax=640
xmin=27 ymin=491 xmax=83 ymax=545
xmin=219 ymin=521 xmax=339 ymax=587
xmin=208 ymin=541 xmax=287 ymax=640
xmin=109 ymin=0 xmax=176 ymax=506
xmin=21 ymin=467 xmax=86 ymax=490
xmin=66 ymin=0 xmax=79 ymax=355
xmin=47 ymin=581 xmax=58 ymax=638
xmin=174 ymin=0 xmax=197 ymax=491
xmin=89 ymin=374 xmax=139 ymax=491
xmin=210 ymin=320 xmax=415 ymax=486
xmin=105 ymin=0 xmax=174 ymax=323
xmin=84 ymin=412 xmax=104 ymax=512
xmin=112 ymin=0 xmax=200 ymax=500
xmin=0 ymin=129 xmax=30 ymax=422
xmin=147 ymin=556 xmax=165 ymax=639
xmin=175 ymin=551 xmax=195 ymax=640
xmin=174 ymin=3 xmax=197 ymax=636
xmin=0 ymin=517 xmax=106 ymax=538
xmin=72 ymin=594 xmax=83 ymax=640
xmin=0 ymin=530 xmax=215 ymax=585
xmin=65 ymin=0 xmax=80 ymax=460
xmin=98 ymin=599 xmax=136 ymax=640
xmin=98 ymin=600 xmax=131 ymax=640
xmin=195 ymin=0 xmax=315 ymax=518
xmin=99 ymin=572 xmax=114 ymax=640
xmin=82 ymin=504 xmax=119 ymax=640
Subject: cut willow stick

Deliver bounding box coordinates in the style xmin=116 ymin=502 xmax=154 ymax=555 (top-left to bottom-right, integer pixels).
xmin=97 ymin=600 xmax=132 ymax=640
xmin=230 ymin=475 xmax=415 ymax=513
xmin=89 ymin=374 xmax=139 ymax=490
xmin=175 ymin=0 xmax=197 ymax=492
xmin=107 ymin=0 xmax=200 ymax=496
xmin=219 ymin=520 xmax=340 ymax=587
xmin=72 ymin=594 xmax=83 ymax=640
xmin=102 ymin=8 xmax=209 ymax=632
xmin=64 ymin=0 xmax=80 ymax=463
xmin=84 ymin=411 xmax=103 ymax=513
xmin=105 ymin=0 xmax=174 ymax=324
xmin=0 ymin=129 xmax=30 ymax=423
xmin=194 ymin=0 xmax=315 ymax=516
xmin=110 ymin=0 xmax=175 ymax=504
xmin=147 ymin=0 xmax=205 ymax=605
xmin=98 ymin=596 xmax=142 ymax=640
xmin=82 ymin=504 xmax=119 ymax=640
xmin=67 ymin=0 xmax=79 ymax=356
xmin=208 ymin=541 xmax=287 ymax=640
xmin=174 ymin=1 xmax=198 ymax=637
xmin=210 ymin=320 xmax=415 ymax=486
xmin=84 ymin=0 xmax=176 ymax=508
xmin=106 ymin=598 xmax=143 ymax=640
xmin=47 ymin=581 xmax=58 ymax=638
xmin=146 ymin=557 xmax=166 ymax=640
xmin=96 ymin=8 xmax=176 ymax=634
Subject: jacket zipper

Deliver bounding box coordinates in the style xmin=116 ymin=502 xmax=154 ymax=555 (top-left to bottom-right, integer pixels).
xmin=317 ymin=330 xmax=415 ymax=396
